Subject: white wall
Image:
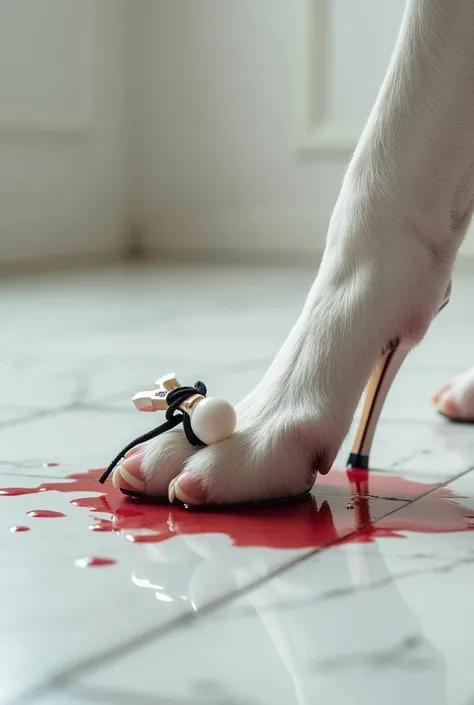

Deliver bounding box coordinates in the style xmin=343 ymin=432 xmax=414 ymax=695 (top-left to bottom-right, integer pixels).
xmin=2 ymin=0 xmax=473 ymax=268
xmin=137 ymin=0 xmax=474 ymax=259
xmin=137 ymin=0 xmax=404 ymax=258
xmin=0 ymin=0 xmax=131 ymax=268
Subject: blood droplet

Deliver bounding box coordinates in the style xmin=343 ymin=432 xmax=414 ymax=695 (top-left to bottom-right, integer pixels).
xmin=26 ymin=510 xmax=66 ymax=518
xmin=75 ymin=557 xmax=116 ymax=568
xmin=88 ymin=520 xmax=114 ymax=532
xmin=9 ymin=525 xmax=30 ymax=533
xmin=0 ymin=488 xmax=40 ymax=497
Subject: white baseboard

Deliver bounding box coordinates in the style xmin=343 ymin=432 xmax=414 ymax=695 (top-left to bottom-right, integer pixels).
xmin=4 ymin=208 xmax=473 ymax=274
xmin=145 ymin=207 xmax=474 ymax=270
xmin=144 ymin=208 xmax=330 ymax=262
xmin=0 ymin=220 xmax=126 ymax=275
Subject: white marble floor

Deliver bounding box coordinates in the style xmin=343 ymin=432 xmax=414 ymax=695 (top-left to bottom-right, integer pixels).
xmin=1 ymin=262 xmax=474 ymax=705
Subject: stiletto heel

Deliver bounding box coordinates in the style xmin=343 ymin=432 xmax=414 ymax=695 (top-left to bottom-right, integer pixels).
xmin=347 ymin=288 xmax=451 ymax=470
xmin=347 ymin=345 xmax=410 ymax=469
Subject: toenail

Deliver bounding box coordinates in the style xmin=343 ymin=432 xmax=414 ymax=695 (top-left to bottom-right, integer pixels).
xmin=168 ymin=473 xmax=207 ymax=506
xmin=112 ymin=456 xmax=146 ymax=492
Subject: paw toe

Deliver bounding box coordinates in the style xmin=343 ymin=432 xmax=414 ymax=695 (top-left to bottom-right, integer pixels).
xmin=130 ymin=429 xmax=197 ymax=497
xmin=169 ymin=472 xmax=207 ymax=505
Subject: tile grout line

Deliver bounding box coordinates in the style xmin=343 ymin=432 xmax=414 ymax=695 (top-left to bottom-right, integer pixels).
xmin=0 ymin=354 xmax=277 ymax=432
xmin=0 ymin=381 xmax=145 ymax=432
xmin=0 ymin=471 xmax=64 ymax=481
xmin=67 ymin=684 xmax=174 ymax=705
xmin=8 ymin=462 xmax=474 ymax=705
xmin=0 ymin=408 xmax=58 ymax=431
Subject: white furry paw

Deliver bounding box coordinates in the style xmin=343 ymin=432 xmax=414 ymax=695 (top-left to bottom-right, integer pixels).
xmin=167 ymin=415 xmax=324 ymax=506
xmin=112 ymin=428 xmax=195 ymax=497
xmin=432 ymin=368 xmax=474 ymax=422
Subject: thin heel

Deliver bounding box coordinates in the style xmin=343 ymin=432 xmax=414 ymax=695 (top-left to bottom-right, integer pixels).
xmin=347 ymin=345 xmax=410 ymax=470
xmin=347 ymin=289 xmax=451 ymax=470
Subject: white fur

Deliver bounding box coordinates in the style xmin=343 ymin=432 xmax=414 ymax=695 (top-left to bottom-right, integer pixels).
xmin=436 ymin=369 xmax=474 ymax=420
xmin=141 ymin=0 xmax=474 ymax=503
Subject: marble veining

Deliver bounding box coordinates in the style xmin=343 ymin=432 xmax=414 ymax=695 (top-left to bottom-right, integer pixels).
xmin=0 ymin=263 xmax=474 ymax=705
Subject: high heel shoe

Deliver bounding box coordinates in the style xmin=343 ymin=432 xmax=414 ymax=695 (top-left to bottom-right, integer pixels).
xmin=347 ymin=287 xmax=451 ymax=471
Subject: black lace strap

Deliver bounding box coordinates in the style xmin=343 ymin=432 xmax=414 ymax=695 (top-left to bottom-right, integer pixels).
xmin=98 ymin=381 xmax=207 ymax=484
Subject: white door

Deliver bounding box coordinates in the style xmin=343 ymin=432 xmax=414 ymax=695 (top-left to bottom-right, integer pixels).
xmin=0 ymin=0 xmax=130 ymax=267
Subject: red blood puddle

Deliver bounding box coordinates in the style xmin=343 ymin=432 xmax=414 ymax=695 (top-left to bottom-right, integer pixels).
xmin=71 ymin=497 xmax=108 ymax=512
xmin=88 ymin=519 xmax=114 ymax=532
xmin=1 ymin=467 xmax=474 ymax=550
xmin=75 ymin=557 xmax=116 ymax=568
xmin=0 ymin=488 xmax=46 ymax=497
xmin=9 ymin=526 xmax=30 ymax=533
xmin=125 ymin=533 xmax=166 ymax=544
xmin=26 ymin=510 xmax=65 ymax=519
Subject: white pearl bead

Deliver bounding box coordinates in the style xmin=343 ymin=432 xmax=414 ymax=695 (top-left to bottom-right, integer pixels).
xmin=189 ymin=397 xmax=237 ymax=445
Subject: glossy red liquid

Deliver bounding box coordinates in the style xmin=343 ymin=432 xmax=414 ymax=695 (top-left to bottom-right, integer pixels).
xmin=26 ymin=510 xmax=66 ymax=519
xmin=9 ymin=525 xmax=30 ymax=533
xmin=0 ymin=488 xmax=46 ymax=497
xmin=75 ymin=557 xmax=116 ymax=568
xmin=1 ymin=467 xmax=473 ymax=550
xmin=88 ymin=519 xmax=114 ymax=532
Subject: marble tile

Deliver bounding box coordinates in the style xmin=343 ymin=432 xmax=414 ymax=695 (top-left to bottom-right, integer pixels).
xmin=2 ymin=264 xmax=474 ymax=705
xmin=74 ymin=472 xmax=474 ymax=705
xmin=0 ymin=464 xmax=409 ymax=704
xmin=29 ymin=688 xmax=171 ymax=705
xmin=0 ymin=264 xmax=310 ymax=416
xmin=0 ymin=404 xmax=37 ymax=425
xmin=362 ymin=360 xmax=460 ymax=423
xmin=0 ymin=408 xmax=154 ymax=477
xmin=335 ymin=418 xmax=474 ymax=489
xmin=0 ymin=472 xmax=184 ymax=703
xmin=0 ymin=263 xmax=470 ymax=418
xmin=0 ymin=394 xmax=470 ymax=486
xmin=0 ymin=350 xmax=197 ymax=413
xmin=28 ymin=693 xmax=114 ymax=705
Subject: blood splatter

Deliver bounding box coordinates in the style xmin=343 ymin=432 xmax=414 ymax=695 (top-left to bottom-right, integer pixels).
xmin=26 ymin=510 xmax=66 ymax=518
xmin=71 ymin=497 xmax=109 ymax=512
xmin=0 ymin=488 xmax=46 ymax=497
xmin=75 ymin=557 xmax=116 ymax=568
xmin=0 ymin=467 xmax=473 ymax=550
xmin=9 ymin=526 xmax=30 ymax=533
xmin=125 ymin=533 xmax=168 ymax=543
xmin=88 ymin=519 xmax=114 ymax=532
xmin=0 ymin=469 xmax=102 ymax=498
xmin=43 ymin=462 xmax=59 ymax=468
